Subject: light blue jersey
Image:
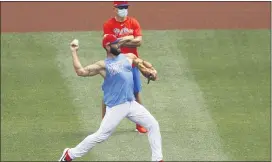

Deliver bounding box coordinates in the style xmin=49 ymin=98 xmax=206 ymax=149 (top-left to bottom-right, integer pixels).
xmin=102 ymin=54 xmax=135 ymax=108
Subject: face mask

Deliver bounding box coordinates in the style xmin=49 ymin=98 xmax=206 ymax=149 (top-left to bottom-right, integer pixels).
xmin=110 ymin=45 xmax=121 ymax=56
xmin=117 ymin=9 xmax=128 ymax=18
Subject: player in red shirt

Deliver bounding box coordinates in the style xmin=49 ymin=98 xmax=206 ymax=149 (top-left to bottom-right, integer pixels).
xmin=102 ymin=1 xmax=148 ymax=133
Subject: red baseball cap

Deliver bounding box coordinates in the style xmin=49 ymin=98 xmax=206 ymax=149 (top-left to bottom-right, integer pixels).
xmin=113 ymin=1 xmax=129 ymax=7
xmin=102 ymin=34 xmax=120 ymax=48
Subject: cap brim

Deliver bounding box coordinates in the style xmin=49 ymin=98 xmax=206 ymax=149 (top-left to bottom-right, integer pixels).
xmin=115 ymin=4 xmax=130 ymax=7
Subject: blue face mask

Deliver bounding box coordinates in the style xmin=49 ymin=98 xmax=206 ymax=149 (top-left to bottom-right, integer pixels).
xmin=117 ymin=9 xmax=128 ymax=18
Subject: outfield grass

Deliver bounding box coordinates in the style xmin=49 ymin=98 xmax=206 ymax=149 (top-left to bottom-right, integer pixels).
xmin=1 ymin=30 xmax=270 ymax=161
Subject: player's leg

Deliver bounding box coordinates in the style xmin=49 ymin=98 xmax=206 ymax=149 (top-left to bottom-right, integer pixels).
xmin=127 ymin=101 xmax=163 ymax=161
xmin=59 ymin=103 xmax=129 ymax=161
xmin=132 ymin=67 xmax=148 ymax=133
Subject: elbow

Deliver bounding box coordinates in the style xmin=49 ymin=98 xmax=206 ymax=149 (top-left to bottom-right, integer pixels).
xmin=134 ymin=37 xmax=142 ymax=47
xmin=75 ymin=69 xmax=85 ymax=77
xmin=76 ymin=72 xmax=83 ymax=77
xmin=76 ymin=71 xmax=83 ymax=76
xmin=136 ymin=41 xmax=142 ymax=47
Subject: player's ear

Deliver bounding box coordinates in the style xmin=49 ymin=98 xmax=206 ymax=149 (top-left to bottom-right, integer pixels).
xmin=105 ymin=44 xmax=111 ymax=52
xmin=113 ymin=7 xmax=118 ymax=14
xmin=104 ymin=48 xmax=108 ymax=52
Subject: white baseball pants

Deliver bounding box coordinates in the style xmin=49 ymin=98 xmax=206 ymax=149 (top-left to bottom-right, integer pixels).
xmin=68 ymin=101 xmax=163 ymax=161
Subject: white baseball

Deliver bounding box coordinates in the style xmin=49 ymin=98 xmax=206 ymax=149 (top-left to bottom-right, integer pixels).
xmin=71 ymin=39 xmax=79 ymax=46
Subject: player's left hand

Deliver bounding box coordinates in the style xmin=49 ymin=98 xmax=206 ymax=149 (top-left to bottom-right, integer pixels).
xmin=147 ymin=69 xmax=157 ymax=82
xmin=150 ymin=69 xmax=157 ymax=81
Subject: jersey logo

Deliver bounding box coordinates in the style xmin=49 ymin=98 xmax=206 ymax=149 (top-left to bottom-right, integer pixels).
xmin=107 ymin=60 xmax=125 ymax=76
xmin=113 ymin=28 xmax=120 ymax=36
xmin=113 ymin=27 xmax=134 ymax=37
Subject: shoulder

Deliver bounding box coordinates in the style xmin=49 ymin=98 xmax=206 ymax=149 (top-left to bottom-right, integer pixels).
xmin=127 ymin=16 xmax=139 ymax=22
xmin=103 ymin=17 xmax=116 ymax=26
xmin=127 ymin=17 xmax=140 ymax=24
xmin=121 ymin=54 xmax=134 ymax=65
xmin=123 ymin=53 xmax=137 ymax=59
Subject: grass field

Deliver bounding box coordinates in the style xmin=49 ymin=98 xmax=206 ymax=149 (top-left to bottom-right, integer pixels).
xmin=1 ymin=30 xmax=270 ymax=161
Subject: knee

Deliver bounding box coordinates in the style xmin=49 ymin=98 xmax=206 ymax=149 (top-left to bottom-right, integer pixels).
xmin=154 ymin=120 xmax=160 ymax=129
xmin=149 ymin=119 xmax=160 ymax=131
xmin=93 ymin=131 xmax=111 ymax=143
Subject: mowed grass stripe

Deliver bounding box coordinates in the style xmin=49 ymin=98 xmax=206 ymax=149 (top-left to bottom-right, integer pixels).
xmin=139 ymin=31 xmax=228 ymax=161
xmin=1 ymin=33 xmax=84 ymax=161
xmin=177 ymin=30 xmax=270 ymax=161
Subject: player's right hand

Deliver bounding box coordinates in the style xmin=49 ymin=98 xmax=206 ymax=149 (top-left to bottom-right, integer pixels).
xmin=70 ymin=39 xmax=79 ymax=51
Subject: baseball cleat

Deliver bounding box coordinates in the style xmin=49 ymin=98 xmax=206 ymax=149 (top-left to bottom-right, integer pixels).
xmin=136 ymin=124 xmax=148 ymax=133
xmin=59 ymin=148 xmax=72 ymax=162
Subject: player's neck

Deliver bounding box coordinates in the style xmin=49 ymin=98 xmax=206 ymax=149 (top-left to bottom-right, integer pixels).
xmin=115 ymin=16 xmax=127 ymax=22
xmin=107 ymin=53 xmax=118 ymax=59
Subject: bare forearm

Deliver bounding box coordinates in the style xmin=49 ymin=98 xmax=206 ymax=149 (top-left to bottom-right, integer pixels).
xmin=72 ymin=51 xmax=84 ymax=73
xmin=121 ymin=36 xmax=142 ymax=48
xmin=118 ymin=35 xmax=133 ymax=44
xmin=142 ymin=60 xmax=153 ymax=69
xmin=122 ymin=39 xmax=141 ymax=47
xmin=137 ymin=59 xmax=155 ymax=71
xmin=130 ymin=56 xmax=157 ymax=81
xmin=137 ymin=62 xmax=151 ymax=76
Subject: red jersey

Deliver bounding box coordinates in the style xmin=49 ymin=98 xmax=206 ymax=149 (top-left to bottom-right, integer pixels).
xmin=103 ymin=17 xmax=142 ymax=57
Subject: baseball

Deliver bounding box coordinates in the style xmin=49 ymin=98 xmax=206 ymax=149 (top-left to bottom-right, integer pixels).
xmin=71 ymin=39 xmax=79 ymax=46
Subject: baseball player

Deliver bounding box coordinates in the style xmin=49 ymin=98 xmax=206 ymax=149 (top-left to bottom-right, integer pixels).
xmin=58 ymin=34 xmax=163 ymax=162
xmin=102 ymin=1 xmax=148 ymax=133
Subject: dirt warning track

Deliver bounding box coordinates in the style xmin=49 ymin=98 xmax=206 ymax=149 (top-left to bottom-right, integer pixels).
xmin=1 ymin=2 xmax=271 ymax=32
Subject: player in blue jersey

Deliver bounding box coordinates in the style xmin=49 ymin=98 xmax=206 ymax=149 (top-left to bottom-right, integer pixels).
xmin=58 ymin=34 xmax=163 ymax=162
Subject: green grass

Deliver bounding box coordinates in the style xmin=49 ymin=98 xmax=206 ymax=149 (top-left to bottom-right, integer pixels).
xmin=1 ymin=34 xmax=84 ymax=161
xmin=1 ymin=30 xmax=270 ymax=161
xmin=177 ymin=30 xmax=270 ymax=160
